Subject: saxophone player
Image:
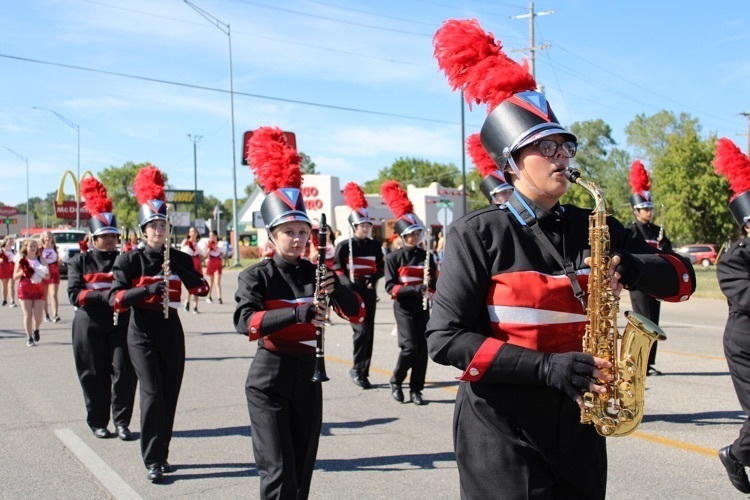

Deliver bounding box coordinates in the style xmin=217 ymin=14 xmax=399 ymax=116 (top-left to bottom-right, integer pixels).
xmin=426 ymin=19 xmax=695 ymax=499
xmin=109 ymin=165 xmax=209 ymax=483
xmin=381 ymin=181 xmax=437 ymax=406
xmin=626 ymin=160 xmax=673 ymax=376
xmin=234 ymin=127 xmax=362 ymax=499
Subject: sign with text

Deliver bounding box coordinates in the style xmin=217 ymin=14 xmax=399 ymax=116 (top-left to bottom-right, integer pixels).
xmin=170 ymin=211 xmax=191 ymax=227
xmin=0 ymin=206 xmax=19 ymax=216
xmin=164 ymin=190 xmax=204 ymax=204
xmin=54 ymin=201 xmax=91 ymax=220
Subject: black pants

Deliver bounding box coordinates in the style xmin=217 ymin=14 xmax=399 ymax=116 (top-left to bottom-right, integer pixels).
xmin=72 ymin=312 xmax=136 ymax=429
xmin=724 ymin=312 xmax=750 ymax=464
xmin=246 ymin=348 xmax=322 ymax=500
xmin=128 ymin=317 xmax=185 ymax=469
xmin=455 ymin=383 xmax=607 ymax=500
xmin=351 ymin=285 xmax=377 ymax=377
xmin=391 ymin=301 xmax=429 ymax=393
xmin=629 ymin=288 xmax=662 ymax=366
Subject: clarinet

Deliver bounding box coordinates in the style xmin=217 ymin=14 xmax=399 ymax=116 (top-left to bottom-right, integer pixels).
xmin=422 ymin=229 xmax=431 ymax=311
xmin=163 ymin=207 xmax=171 ymax=319
xmin=658 ymin=203 xmax=665 ymax=244
xmin=113 ymin=228 xmax=125 ymax=326
xmin=348 ymin=226 xmax=355 ymax=283
xmin=311 ymin=214 xmax=330 ymax=383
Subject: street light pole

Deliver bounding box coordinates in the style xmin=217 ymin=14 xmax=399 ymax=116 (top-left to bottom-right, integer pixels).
xmin=184 ymin=0 xmax=241 ymax=267
xmin=32 ymin=106 xmax=81 ymax=229
xmin=187 ymin=134 xmax=203 ymax=223
xmin=3 ymin=147 xmax=30 ymax=236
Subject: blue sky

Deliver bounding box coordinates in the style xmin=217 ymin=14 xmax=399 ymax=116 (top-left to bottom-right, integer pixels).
xmin=1 ymin=0 xmax=749 ymax=209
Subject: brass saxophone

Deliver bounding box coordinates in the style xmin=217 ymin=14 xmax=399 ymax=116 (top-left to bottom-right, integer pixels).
xmin=564 ymin=168 xmax=666 ymax=437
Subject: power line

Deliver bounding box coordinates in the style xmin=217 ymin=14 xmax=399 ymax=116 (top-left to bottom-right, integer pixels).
xmin=303 ymin=0 xmax=438 ymax=27
xmin=0 ymin=52 xmax=467 ymax=126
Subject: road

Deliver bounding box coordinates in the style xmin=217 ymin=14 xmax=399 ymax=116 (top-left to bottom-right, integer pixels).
xmin=0 ymin=269 xmax=744 ymax=499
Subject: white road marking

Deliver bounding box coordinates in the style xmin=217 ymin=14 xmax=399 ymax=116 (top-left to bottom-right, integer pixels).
xmin=54 ymin=428 xmax=142 ymax=500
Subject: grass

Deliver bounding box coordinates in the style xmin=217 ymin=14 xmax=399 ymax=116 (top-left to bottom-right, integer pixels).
xmin=692 ymin=266 xmax=722 ymax=299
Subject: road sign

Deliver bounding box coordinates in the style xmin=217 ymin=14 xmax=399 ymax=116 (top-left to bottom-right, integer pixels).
xmin=0 ymin=206 xmax=19 ymax=216
xmin=437 ymin=207 xmax=453 ymax=228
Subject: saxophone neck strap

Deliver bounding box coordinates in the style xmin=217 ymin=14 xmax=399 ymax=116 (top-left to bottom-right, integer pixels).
xmin=507 ymin=193 xmax=587 ymax=312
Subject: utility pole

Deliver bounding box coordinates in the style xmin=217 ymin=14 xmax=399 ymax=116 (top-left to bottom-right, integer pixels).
xmin=740 ymin=112 xmax=750 ymax=155
xmin=187 ymin=134 xmax=202 ymax=222
xmin=511 ymin=2 xmax=554 ymax=81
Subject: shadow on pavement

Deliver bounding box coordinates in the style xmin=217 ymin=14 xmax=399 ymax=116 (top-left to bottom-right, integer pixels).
xmin=316 ymin=451 xmax=455 ymax=472
xmin=642 ymin=410 xmax=744 ymax=425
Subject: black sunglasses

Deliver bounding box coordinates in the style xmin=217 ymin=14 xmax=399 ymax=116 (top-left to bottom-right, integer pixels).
xmin=532 ymin=139 xmax=577 ymax=158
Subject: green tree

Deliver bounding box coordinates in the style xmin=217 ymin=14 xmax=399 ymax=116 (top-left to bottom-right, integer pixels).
xmin=362 ymin=157 xmax=460 ymax=193
xmin=625 ymin=111 xmax=734 ymax=245
xmin=299 ymin=152 xmax=317 ymax=174
xmin=560 ymin=119 xmax=632 ymax=222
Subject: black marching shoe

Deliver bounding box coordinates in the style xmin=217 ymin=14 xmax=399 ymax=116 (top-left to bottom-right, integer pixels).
xmin=647 ymin=366 xmax=663 ymax=376
xmin=719 ymin=446 xmax=750 ymax=493
xmin=33 ymin=330 xmax=40 ymax=342
xmin=349 ymin=369 xmax=372 ymax=389
xmin=92 ymin=427 xmax=111 ymax=439
xmin=116 ymin=425 xmax=133 ymax=441
xmin=410 ymin=392 xmax=426 ymax=406
xmin=147 ymin=465 xmax=164 ymax=482
xmin=160 ymin=462 xmax=174 ymax=473
xmin=390 ymin=382 xmax=404 ymax=403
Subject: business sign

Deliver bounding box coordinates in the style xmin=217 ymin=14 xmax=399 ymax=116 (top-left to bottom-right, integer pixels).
xmin=165 ymin=190 xmax=203 ymax=204
xmin=54 ymin=201 xmax=91 ymax=220
xmin=0 ymin=206 xmax=19 ymax=216
xmin=3 ymin=218 xmax=17 ymax=225
xmin=241 ymin=130 xmax=297 ymax=166
xmin=170 ymin=211 xmax=191 ymax=227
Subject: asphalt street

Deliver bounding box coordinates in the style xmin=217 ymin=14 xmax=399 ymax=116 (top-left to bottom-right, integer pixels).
xmin=0 ymin=268 xmax=745 ymax=499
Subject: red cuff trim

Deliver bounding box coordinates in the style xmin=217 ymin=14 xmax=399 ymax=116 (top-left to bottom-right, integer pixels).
xmin=78 ymin=290 xmax=91 ymax=307
xmin=188 ymin=280 xmax=210 ymax=296
xmin=458 ymin=338 xmax=505 ymax=382
xmin=334 ymin=291 xmax=366 ymax=324
xmin=391 ymin=284 xmax=402 ymax=299
xmin=248 ymin=311 xmax=266 ymax=341
xmin=334 ymin=270 xmax=345 ymax=277
xmin=114 ymin=290 xmax=128 ymax=313
xmin=658 ymin=254 xmax=694 ymax=302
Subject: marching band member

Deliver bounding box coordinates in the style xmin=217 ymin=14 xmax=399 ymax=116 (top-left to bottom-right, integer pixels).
xmin=626 ymin=160 xmax=672 ymax=376
xmin=381 ymin=181 xmax=437 ymax=406
xmin=123 ymin=232 xmax=139 ymax=253
xmin=68 ymin=177 xmax=136 ymax=441
xmin=109 ymin=165 xmax=209 ymax=482
xmin=467 ymin=132 xmax=514 ymax=206
xmin=234 ymin=127 xmax=362 ymax=499
xmin=426 ymin=19 xmax=695 ymax=499
xmin=14 ymin=238 xmax=49 ymax=346
xmin=180 ymin=226 xmax=204 ymax=313
xmin=333 ymin=182 xmax=384 ymax=389
xmin=1 ymin=236 xmax=17 ymax=307
xmin=714 ymin=138 xmax=750 ymax=494
xmin=204 ymin=230 xmax=225 ymax=304
xmin=40 ymin=230 xmax=62 ymax=323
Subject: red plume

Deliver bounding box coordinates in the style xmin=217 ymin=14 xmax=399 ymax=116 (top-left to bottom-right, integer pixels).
xmin=467 ymin=133 xmax=498 ymax=177
xmin=714 ymin=138 xmax=750 ymax=199
xmin=380 ymin=180 xmax=414 ymax=218
xmin=343 ymin=182 xmax=368 ymax=210
xmin=80 ymin=176 xmax=112 ymax=216
xmin=133 ymin=165 xmax=165 ymax=204
xmin=433 ymin=18 xmax=536 ymax=110
xmin=628 ymin=160 xmax=651 ymax=194
xmin=246 ymin=126 xmax=302 ymax=193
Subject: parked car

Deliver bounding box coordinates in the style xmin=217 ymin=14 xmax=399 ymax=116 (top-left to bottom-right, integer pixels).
xmin=50 ymin=229 xmax=88 ymax=279
xmin=675 ymin=244 xmax=719 ymax=268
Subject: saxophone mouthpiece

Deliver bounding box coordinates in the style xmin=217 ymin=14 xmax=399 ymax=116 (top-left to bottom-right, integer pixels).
xmin=564 ymin=168 xmax=582 ymax=183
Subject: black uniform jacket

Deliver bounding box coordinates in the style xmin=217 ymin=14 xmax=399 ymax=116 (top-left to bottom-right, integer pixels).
xmin=719 ymin=238 xmax=750 ymax=323
xmin=234 ymin=254 xmax=365 ymax=356
xmin=333 ymin=236 xmax=384 ymax=288
xmin=426 ymin=197 xmax=695 ymax=383
xmin=67 ymin=248 xmax=122 ymax=324
xmin=626 ymin=220 xmax=672 ymax=251
xmin=109 ymin=245 xmax=209 ymax=317
xmin=384 ymin=246 xmax=438 ymax=305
